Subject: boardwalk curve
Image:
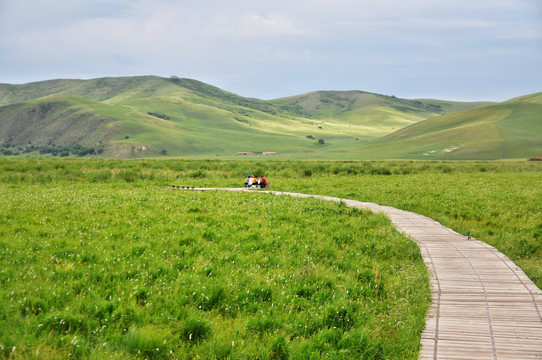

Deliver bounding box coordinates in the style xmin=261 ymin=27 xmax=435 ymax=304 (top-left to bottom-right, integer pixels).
xmin=191 ymin=188 xmax=542 ymax=359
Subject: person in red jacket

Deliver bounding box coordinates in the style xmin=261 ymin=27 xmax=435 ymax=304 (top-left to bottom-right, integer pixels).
xmin=259 ymin=175 xmax=269 ymax=189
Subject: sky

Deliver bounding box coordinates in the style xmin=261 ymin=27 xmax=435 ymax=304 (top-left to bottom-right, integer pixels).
xmin=0 ymin=0 xmax=541 ymax=101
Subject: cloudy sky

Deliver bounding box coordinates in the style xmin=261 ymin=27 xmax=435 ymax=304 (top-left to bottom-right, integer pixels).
xmin=0 ymin=0 xmax=540 ymax=101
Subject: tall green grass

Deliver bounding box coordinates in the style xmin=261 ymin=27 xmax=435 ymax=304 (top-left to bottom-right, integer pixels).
xmin=1 ymin=158 xmax=541 ymax=359
xmin=2 ymin=158 xmax=538 ymax=287
xmin=0 ymin=181 xmax=429 ymax=359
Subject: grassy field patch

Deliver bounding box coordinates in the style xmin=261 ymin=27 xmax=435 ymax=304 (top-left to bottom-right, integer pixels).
xmin=1 ymin=158 xmax=540 ymax=358
xmin=0 ymin=177 xmax=429 ymax=359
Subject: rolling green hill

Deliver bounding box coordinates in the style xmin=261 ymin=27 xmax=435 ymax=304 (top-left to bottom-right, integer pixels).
xmin=273 ymin=91 xmax=493 ymax=139
xmin=1 ymin=75 xmax=536 ymax=159
xmin=350 ymin=92 xmax=542 ymax=160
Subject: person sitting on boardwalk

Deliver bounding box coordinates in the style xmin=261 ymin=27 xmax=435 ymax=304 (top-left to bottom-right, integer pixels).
xmin=244 ymin=173 xmax=251 ymax=187
xmin=259 ymin=175 xmax=269 ymax=189
xmin=247 ymin=175 xmax=254 ymax=187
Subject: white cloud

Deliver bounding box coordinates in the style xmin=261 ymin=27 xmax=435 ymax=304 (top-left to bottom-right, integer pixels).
xmin=239 ymin=11 xmax=307 ymax=37
xmin=0 ymin=0 xmax=540 ymax=100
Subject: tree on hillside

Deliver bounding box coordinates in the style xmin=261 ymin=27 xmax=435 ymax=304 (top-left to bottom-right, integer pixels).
xmin=318 ymin=139 xmax=325 ymax=145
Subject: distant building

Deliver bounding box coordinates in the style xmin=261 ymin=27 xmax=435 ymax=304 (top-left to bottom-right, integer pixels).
xmin=235 ymin=152 xmax=276 ymax=156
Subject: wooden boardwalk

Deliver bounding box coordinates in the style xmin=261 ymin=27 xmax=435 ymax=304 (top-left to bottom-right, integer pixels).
xmin=193 ymin=188 xmax=542 ymax=359
xmin=371 ymin=204 xmax=542 ymax=360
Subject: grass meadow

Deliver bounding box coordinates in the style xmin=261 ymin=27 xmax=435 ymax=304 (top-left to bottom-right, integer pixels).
xmin=0 ymin=158 xmax=540 ymax=359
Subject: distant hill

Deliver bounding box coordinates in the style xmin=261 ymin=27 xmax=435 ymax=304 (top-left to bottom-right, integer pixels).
xmin=1 ymin=75 xmax=535 ymax=159
xmin=350 ymin=92 xmax=542 ymax=160
xmin=273 ymin=91 xmax=492 ymax=137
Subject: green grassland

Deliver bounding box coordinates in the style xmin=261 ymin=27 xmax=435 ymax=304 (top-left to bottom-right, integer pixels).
xmin=0 ymin=162 xmax=430 ymax=359
xmin=1 ymin=158 xmax=541 ymax=359
xmin=0 ymin=76 xmax=508 ymax=159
